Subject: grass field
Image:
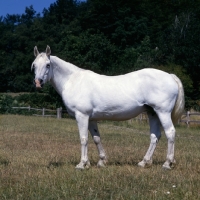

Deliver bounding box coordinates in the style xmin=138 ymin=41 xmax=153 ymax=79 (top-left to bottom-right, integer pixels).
xmin=0 ymin=115 xmax=199 ymax=200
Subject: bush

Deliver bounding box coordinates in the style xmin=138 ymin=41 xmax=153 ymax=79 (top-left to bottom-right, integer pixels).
xmin=0 ymin=91 xmax=64 ymax=115
xmin=0 ymin=95 xmax=14 ymax=114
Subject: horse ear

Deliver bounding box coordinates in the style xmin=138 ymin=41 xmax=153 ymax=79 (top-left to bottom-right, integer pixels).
xmin=34 ymin=46 xmax=39 ymax=57
xmin=46 ymin=45 xmax=51 ymax=56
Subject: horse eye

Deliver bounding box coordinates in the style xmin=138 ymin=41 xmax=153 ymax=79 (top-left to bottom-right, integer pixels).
xmin=46 ymin=64 xmax=50 ymax=68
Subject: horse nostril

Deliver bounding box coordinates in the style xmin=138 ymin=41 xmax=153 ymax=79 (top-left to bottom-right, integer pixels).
xmin=39 ymin=79 xmax=43 ymax=85
xmin=35 ymin=78 xmax=43 ymax=89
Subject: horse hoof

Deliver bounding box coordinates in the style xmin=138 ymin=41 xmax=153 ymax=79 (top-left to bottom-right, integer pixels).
xmin=162 ymin=163 xmax=171 ymax=170
xmin=138 ymin=161 xmax=146 ymax=168
xmin=97 ymin=160 xmax=106 ymax=168
xmin=75 ymin=161 xmax=90 ymax=170
xmin=75 ymin=164 xmax=85 ymax=170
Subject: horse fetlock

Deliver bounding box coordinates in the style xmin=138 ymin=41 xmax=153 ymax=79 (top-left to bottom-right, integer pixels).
xmin=145 ymin=159 xmax=153 ymax=167
xmin=166 ymin=154 xmax=175 ymax=162
xmin=99 ymin=153 xmax=106 ymax=160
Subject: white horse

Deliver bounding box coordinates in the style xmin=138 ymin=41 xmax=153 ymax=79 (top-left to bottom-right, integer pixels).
xmin=32 ymin=45 xmax=185 ymax=170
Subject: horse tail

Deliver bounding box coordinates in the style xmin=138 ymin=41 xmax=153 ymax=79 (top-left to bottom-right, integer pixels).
xmin=171 ymin=74 xmax=185 ymax=125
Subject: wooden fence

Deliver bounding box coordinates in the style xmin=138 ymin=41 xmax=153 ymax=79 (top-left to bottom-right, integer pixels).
xmin=12 ymin=106 xmax=200 ymax=126
xmin=179 ymin=111 xmax=200 ymax=127
xmin=12 ymin=106 xmax=63 ymax=119
xmin=132 ymin=111 xmax=200 ymax=126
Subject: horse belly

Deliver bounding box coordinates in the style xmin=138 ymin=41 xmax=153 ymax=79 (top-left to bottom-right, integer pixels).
xmin=90 ymin=105 xmax=146 ymax=121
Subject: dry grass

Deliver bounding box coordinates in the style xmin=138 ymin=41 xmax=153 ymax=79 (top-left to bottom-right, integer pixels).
xmin=0 ymin=115 xmax=200 ymax=199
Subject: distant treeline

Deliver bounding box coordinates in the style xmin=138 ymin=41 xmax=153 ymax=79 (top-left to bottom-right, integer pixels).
xmin=0 ymin=0 xmax=200 ymax=110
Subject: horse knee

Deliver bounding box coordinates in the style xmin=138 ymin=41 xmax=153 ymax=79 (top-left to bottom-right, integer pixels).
xmin=80 ymin=137 xmax=88 ymax=145
xmin=93 ymin=136 xmax=100 ymax=144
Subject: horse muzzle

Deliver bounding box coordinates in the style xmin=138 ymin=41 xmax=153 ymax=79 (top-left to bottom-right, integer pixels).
xmin=34 ymin=79 xmax=43 ymax=89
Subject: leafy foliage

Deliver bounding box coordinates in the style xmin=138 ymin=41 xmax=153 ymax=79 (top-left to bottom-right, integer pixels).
xmin=0 ymin=95 xmax=14 ymax=114
xmin=0 ymin=91 xmax=64 ymax=114
xmin=0 ymin=0 xmax=200 ymax=109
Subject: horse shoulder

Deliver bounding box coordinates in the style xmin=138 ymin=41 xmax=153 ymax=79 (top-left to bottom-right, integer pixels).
xmin=62 ymin=70 xmax=94 ymax=106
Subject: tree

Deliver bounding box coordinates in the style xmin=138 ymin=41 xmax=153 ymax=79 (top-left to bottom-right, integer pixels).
xmin=0 ymin=0 xmax=200 ymax=109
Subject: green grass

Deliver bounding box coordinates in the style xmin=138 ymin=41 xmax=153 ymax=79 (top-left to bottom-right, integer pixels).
xmin=0 ymin=115 xmax=200 ymax=199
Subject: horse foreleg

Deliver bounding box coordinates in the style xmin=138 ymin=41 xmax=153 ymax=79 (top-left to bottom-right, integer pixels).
xmin=75 ymin=112 xmax=90 ymax=170
xmin=89 ymin=121 xmax=107 ymax=167
xmin=138 ymin=113 xmax=161 ymax=168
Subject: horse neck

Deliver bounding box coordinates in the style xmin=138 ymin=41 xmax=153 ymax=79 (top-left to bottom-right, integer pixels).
xmin=49 ymin=56 xmax=81 ymax=95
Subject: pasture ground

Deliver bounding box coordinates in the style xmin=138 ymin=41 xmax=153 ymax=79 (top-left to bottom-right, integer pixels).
xmin=0 ymin=115 xmax=199 ymax=199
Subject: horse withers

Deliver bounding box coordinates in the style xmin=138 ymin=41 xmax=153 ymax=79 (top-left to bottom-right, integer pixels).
xmin=32 ymin=45 xmax=185 ymax=170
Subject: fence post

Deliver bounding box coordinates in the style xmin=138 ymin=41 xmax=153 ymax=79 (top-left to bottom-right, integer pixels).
xmin=42 ymin=108 xmax=45 ymax=117
xmin=139 ymin=113 xmax=142 ymax=123
xmin=57 ymin=107 xmax=62 ymax=119
xmin=28 ymin=106 xmax=31 ymax=111
xmin=186 ymin=111 xmax=190 ymax=127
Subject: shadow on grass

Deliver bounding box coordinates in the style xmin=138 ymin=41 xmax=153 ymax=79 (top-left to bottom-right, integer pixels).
xmin=108 ymin=160 xmax=139 ymax=166
xmin=108 ymin=159 xmax=167 ymax=167
xmin=47 ymin=161 xmax=65 ymax=169
xmin=46 ymin=158 xmax=167 ymax=169
xmin=0 ymin=157 xmax=10 ymax=166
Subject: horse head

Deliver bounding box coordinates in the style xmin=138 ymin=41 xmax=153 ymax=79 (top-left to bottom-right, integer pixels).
xmin=31 ymin=45 xmax=51 ymax=89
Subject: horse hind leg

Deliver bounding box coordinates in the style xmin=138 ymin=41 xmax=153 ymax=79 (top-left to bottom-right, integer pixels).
xmin=88 ymin=121 xmax=107 ymax=167
xmin=138 ymin=112 xmax=161 ymax=168
xmin=157 ymin=112 xmax=176 ymax=170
